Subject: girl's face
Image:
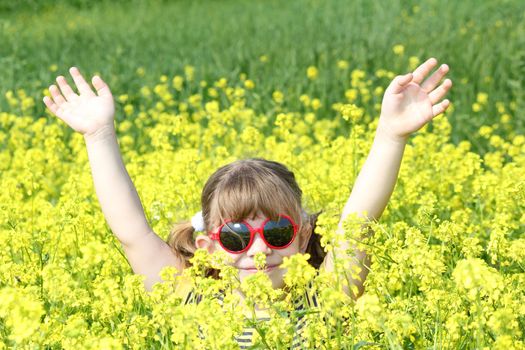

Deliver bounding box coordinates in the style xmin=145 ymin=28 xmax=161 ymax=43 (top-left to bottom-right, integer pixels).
xmin=198 ymin=210 xmax=306 ymax=289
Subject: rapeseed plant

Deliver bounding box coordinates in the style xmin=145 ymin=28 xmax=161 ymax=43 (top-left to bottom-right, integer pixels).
xmin=0 ymin=59 xmax=523 ymax=348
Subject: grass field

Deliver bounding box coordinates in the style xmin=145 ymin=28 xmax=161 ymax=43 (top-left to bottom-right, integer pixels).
xmin=1 ymin=0 xmax=524 ymax=153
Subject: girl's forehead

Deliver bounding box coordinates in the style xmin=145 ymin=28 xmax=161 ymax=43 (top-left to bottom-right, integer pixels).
xmin=213 ymin=210 xmax=276 ymax=226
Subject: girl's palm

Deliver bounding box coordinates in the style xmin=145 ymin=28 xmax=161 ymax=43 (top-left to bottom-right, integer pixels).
xmin=379 ymin=58 xmax=453 ymax=141
xmin=43 ymin=67 xmax=115 ymax=137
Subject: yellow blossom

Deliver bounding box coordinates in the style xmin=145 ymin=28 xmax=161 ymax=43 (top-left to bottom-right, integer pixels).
xmin=272 ymin=90 xmax=284 ymax=104
xmin=172 ymin=75 xmax=184 ymax=91
xmin=477 ymin=92 xmax=489 ymax=105
xmin=337 ymin=60 xmax=349 ymax=70
xmin=184 ymin=65 xmax=195 ymax=81
xmin=408 ymin=56 xmax=420 ymax=71
xmin=306 ymin=66 xmax=318 ymax=80
xmin=244 ymin=79 xmax=255 ymax=89
xmin=311 ymin=98 xmax=321 ymax=110
xmin=392 ymin=44 xmax=405 ymax=55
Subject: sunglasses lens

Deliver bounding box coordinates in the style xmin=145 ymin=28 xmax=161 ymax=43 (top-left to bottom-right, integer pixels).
xmin=263 ymin=217 xmax=295 ymax=247
xmin=219 ymin=222 xmax=251 ymax=252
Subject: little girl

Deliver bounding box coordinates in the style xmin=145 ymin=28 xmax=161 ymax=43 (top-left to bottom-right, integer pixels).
xmin=43 ymin=57 xmax=452 ymax=347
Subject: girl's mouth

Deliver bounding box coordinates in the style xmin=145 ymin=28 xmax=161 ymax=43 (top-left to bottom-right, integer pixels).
xmin=241 ymin=264 xmax=280 ymax=273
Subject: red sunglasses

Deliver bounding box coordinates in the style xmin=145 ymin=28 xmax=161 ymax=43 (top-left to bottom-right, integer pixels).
xmin=208 ymin=214 xmax=298 ymax=254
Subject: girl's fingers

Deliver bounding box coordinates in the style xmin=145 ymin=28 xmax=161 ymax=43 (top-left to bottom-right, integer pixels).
xmin=388 ymin=73 xmax=413 ymax=94
xmin=428 ymin=79 xmax=453 ymax=105
xmin=49 ymin=85 xmax=66 ymax=106
xmin=432 ymin=99 xmax=450 ymax=117
xmin=56 ymin=75 xmax=78 ymax=101
xmin=69 ymin=67 xmax=95 ymax=96
xmin=91 ymin=75 xmax=112 ymax=97
xmin=421 ymin=64 xmax=449 ymax=93
xmin=411 ymin=57 xmax=439 ymax=85
xmin=43 ymin=96 xmax=59 ymax=115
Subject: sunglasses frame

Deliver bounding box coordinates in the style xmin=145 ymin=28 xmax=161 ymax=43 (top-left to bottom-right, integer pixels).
xmin=208 ymin=213 xmax=298 ymax=254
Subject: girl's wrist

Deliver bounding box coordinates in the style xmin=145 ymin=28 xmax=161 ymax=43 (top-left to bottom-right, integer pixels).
xmin=84 ymin=124 xmax=117 ymax=145
xmin=375 ymin=121 xmax=409 ymax=145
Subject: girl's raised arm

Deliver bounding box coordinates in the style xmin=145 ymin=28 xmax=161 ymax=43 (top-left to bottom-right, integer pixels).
xmin=322 ymin=57 xmax=453 ymax=299
xmin=43 ymin=67 xmax=184 ymax=291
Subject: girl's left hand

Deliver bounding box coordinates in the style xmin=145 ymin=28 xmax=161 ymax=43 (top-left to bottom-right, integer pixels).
xmin=378 ymin=57 xmax=453 ymax=142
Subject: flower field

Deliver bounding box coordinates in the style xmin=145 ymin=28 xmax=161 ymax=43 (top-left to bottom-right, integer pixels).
xmin=1 ymin=0 xmax=524 ymax=349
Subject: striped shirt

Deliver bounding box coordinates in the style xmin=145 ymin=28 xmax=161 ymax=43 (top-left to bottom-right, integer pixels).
xmin=176 ymin=277 xmax=319 ymax=349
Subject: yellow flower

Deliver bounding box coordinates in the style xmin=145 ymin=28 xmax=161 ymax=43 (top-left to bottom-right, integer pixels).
xmin=0 ymin=287 xmax=45 ymax=343
xmin=118 ymin=94 xmax=128 ymax=103
xmin=477 ymin=92 xmax=489 ymax=105
xmin=123 ymin=104 xmax=134 ymax=117
xmin=337 ymin=60 xmax=349 ymax=70
xmin=408 ymin=56 xmax=420 ymax=71
xmin=140 ymin=86 xmax=151 ymax=98
xmin=299 ymin=94 xmax=310 ymax=107
xmin=375 ymin=69 xmax=388 ymax=78
xmin=120 ymin=119 xmax=133 ymax=135
xmin=188 ymin=94 xmax=202 ymax=108
xmin=495 ymin=101 xmax=506 ymax=114
xmin=344 ymin=88 xmax=358 ymax=102
xmin=500 ymin=113 xmax=511 ymax=124
xmin=340 ymin=103 xmax=363 ymax=122
xmin=184 ymin=65 xmax=195 ymax=81
xmin=259 ymin=55 xmax=268 ymax=63
xmin=136 ymin=67 xmax=145 ymax=77
xmin=479 ymin=125 xmax=493 ymax=138
xmin=172 ymin=75 xmax=184 ymax=91
xmin=393 ymin=44 xmax=405 ymax=55
xmin=472 ymin=102 xmax=482 ymax=112
xmin=452 ymin=258 xmax=503 ymax=301
xmin=215 ymin=78 xmax=228 ymax=89
xmin=208 ymin=87 xmax=218 ymax=98
xmin=355 ymin=294 xmax=384 ymax=330
xmin=272 ymin=90 xmax=284 ymax=104
xmin=49 ymin=64 xmax=58 ymax=72
xmin=244 ymin=79 xmax=255 ymax=89
xmin=306 ymin=66 xmax=318 ymax=80
xmin=311 ymin=98 xmax=321 ymax=110
xmin=350 ymin=69 xmax=366 ymax=82
xmin=512 ymin=135 xmax=524 ymax=146
xmin=489 ymin=135 xmax=504 ymax=148
xmin=254 ymin=252 xmax=267 ymax=270
xmin=282 ymin=253 xmax=316 ymax=289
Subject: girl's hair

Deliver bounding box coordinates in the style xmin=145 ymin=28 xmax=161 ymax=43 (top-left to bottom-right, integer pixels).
xmin=166 ymin=158 xmax=325 ymax=279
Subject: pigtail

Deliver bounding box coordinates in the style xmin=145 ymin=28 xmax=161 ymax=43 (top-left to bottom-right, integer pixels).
xmin=166 ymin=220 xmax=220 ymax=279
xmin=166 ymin=221 xmax=196 ymax=268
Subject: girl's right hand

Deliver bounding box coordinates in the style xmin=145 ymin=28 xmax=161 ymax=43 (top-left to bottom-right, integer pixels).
xmin=43 ymin=67 xmax=115 ymax=137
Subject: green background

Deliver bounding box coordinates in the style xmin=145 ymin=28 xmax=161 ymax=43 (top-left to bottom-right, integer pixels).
xmin=1 ymin=0 xmax=524 ymax=153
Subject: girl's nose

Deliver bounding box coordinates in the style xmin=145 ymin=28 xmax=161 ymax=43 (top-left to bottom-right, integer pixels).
xmin=246 ymin=232 xmax=271 ymax=256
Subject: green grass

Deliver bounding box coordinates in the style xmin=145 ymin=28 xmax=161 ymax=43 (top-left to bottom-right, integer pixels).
xmin=1 ymin=0 xmax=524 ymax=153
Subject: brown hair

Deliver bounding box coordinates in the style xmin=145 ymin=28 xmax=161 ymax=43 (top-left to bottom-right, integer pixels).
xmin=166 ymin=158 xmax=325 ymax=279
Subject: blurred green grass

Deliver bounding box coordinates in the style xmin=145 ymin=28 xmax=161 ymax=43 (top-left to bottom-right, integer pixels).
xmin=1 ymin=0 xmax=524 ymax=153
